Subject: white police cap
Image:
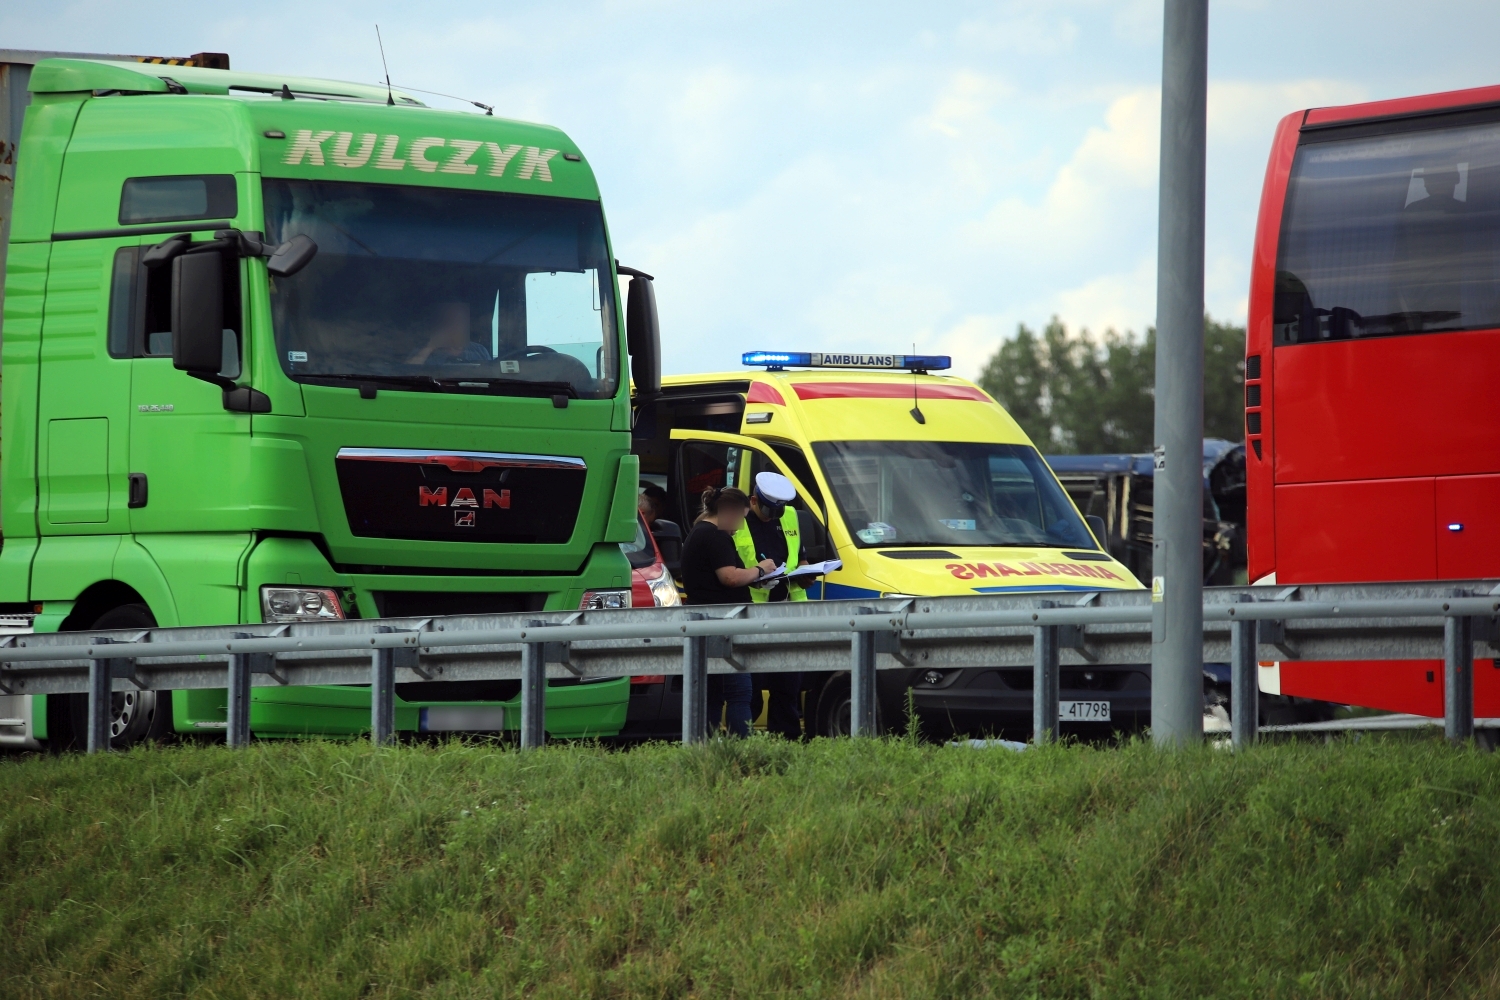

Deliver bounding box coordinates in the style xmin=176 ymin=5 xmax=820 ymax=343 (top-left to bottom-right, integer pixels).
xmin=753 ymin=471 xmax=796 ymax=504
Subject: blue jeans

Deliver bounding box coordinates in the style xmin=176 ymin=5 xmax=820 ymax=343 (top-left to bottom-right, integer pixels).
xmin=707 ymin=673 xmax=753 ymax=738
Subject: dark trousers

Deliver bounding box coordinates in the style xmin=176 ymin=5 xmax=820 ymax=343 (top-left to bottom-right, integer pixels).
xmin=755 ymin=671 xmax=805 ymax=740
xmin=706 ymin=673 xmax=752 ymax=738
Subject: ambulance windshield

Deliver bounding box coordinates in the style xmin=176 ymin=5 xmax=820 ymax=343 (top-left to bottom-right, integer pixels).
xmin=262 ymin=179 xmax=617 ymax=399
xmin=812 ymin=441 xmax=1097 ymax=549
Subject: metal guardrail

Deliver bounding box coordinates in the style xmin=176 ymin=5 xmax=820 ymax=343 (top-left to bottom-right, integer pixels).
xmin=1261 ymin=713 xmax=1500 ymax=734
xmin=2 ymin=581 xmax=1497 ymax=752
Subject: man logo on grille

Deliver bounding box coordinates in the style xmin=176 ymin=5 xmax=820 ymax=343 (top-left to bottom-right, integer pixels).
xmin=454 ymin=510 xmax=475 ymax=527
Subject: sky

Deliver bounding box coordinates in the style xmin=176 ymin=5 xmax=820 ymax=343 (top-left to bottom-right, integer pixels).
xmin=6 ymin=1 xmax=1500 ymax=379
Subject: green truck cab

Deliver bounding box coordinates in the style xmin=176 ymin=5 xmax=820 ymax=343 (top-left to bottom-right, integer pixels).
xmin=0 ymin=53 xmax=660 ymax=748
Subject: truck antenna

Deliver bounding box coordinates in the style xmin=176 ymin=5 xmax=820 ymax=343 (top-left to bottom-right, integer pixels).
xmin=910 ymin=342 xmax=926 ymax=424
xmin=385 ymin=82 xmax=494 ymax=116
xmin=375 ymin=24 xmax=394 ymax=106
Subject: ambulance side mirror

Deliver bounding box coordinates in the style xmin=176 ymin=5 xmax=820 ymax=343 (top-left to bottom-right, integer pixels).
xmin=1085 ymin=514 xmax=1108 ymax=550
xmin=623 ymin=269 xmax=660 ymax=400
xmin=171 ymin=251 xmax=227 ymax=375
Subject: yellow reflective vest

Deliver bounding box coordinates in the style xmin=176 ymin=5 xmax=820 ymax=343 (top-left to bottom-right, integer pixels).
xmin=732 ymin=506 xmax=806 ymax=603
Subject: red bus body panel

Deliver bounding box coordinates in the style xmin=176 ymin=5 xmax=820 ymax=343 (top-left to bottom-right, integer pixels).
xmin=1248 ymin=86 xmax=1500 ymax=719
xmin=1274 ymin=478 xmax=1436 ymax=582
xmin=1437 ymin=476 xmax=1500 ymax=578
xmin=1272 ymin=331 xmax=1500 ymax=483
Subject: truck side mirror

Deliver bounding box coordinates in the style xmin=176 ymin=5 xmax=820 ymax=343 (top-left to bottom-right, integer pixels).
xmin=267 ymin=234 xmax=317 ymax=277
xmin=624 ymin=273 xmax=661 ymax=400
xmin=171 ymin=251 xmax=226 ymax=374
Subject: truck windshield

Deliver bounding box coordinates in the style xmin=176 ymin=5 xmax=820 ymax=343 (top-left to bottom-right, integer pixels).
xmin=262 ymin=179 xmax=618 ymax=399
xmin=811 ymin=440 xmax=1097 ymax=549
xmin=1276 ymin=120 xmax=1500 ymax=344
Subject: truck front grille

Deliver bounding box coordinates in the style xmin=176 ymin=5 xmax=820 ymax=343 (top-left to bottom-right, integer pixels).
xmin=335 ymin=448 xmax=587 ymax=544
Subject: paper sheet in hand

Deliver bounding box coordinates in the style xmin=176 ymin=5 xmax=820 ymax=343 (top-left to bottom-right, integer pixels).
xmin=758 ymin=559 xmax=843 ymax=583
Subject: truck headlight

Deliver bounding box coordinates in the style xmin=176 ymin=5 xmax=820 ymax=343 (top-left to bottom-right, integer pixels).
xmin=646 ymin=567 xmax=681 ymax=607
xmin=579 ymin=589 xmax=632 ymax=610
xmin=261 ymin=586 xmax=345 ymax=623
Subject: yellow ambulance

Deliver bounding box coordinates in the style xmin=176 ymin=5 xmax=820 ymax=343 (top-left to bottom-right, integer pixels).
xmin=634 ymin=351 xmax=1142 ymax=601
xmin=620 ymin=350 xmax=1151 ymax=740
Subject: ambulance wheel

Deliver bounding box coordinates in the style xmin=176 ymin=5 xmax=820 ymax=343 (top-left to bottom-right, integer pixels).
xmin=811 ymin=673 xmax=883 ymax=738
xmin=63 ymin=603 xmax=174 ymax=749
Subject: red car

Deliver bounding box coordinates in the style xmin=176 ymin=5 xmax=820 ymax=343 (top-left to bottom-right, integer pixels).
xmin=617 ymin=513 xmax=685 ymax=732
xmin=622 ymin=513 xmax=681 ymax=609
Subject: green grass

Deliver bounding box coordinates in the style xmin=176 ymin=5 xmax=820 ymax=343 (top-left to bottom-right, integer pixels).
xmin=3 ymin=734 xmax=1499 ymax=999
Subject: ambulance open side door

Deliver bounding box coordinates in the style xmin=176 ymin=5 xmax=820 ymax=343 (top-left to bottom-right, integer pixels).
xmin=667 ymin=428 xmax=831 ymax=564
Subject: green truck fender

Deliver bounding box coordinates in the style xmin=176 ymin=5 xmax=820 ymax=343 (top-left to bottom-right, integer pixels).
xmin=604 ymin=454 xmax=641 ymax=544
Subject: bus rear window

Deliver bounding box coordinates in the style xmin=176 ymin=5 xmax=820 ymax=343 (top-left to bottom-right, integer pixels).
xmin=1275 ymin=119 xmax=1500 ymax=344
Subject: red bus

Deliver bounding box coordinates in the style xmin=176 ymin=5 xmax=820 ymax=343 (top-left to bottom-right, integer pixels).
xmin=1246 ymin=83 xmax=1500 ymax=717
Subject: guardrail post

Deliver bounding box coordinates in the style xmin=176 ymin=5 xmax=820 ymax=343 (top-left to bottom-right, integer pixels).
xmin=520 ymin=620 xmax=546 ymax=750
xmin=1229 ymin=596 xmax=1257 ymax=751
xmin=87 ymin=637 xmax=116 ymax=754
xmin=371 ymin=625 xmax=396 ymax=746
xmin=1033 ymin=601 xmax=1059 ymax=745
xmin=850 ymin=607 xmax=877 ymax=737
xmin=1444 ymin=601 xmax=1474 ymax=744
xmin=228 ymin=633 xmax=253 ymax=749
xmin=681 ymin=613 xmax=707 ymax=745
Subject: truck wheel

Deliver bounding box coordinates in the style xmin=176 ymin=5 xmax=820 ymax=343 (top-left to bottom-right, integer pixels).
xmin=64 ymin=603 xmax=174 ymax=749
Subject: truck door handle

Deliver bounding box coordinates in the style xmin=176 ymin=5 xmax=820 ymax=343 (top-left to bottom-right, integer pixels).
xmin=128 ymin=473 xmax=149 ymax=509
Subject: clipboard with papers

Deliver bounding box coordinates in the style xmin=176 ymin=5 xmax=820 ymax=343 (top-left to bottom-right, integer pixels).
xmin=752 ymin=558 xmax=843 ymax=588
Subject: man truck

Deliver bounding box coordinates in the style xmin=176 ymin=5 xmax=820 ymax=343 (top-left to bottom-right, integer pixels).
xmin=0 ymin=50 xmax=661 ymax=749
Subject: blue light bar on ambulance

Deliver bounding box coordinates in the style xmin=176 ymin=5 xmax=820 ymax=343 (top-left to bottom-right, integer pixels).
xmin=741 ymin=351 xmax=952 ymax=371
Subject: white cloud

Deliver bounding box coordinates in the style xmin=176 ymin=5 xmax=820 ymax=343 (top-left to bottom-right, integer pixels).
xmin=927 ymin=313 xmax=1016 ymax=379
xmin=964 ymin=86 xmax=1161 ymax=268
xmin=956 ymin=10 xmax=1080 ymax=56
xmin=1052 ymin=255 xmax=1159 ymax=335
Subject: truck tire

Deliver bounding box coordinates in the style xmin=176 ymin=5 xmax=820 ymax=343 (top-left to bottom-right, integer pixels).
xmin=63 ymin=603 xmax=174 ymax=749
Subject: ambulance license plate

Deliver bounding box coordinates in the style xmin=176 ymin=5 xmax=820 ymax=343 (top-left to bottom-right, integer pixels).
xmin=1059 ymin=700 xmax=1111 ymax=722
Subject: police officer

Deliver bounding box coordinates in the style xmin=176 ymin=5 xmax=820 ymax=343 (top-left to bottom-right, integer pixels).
xmin=735 ymin=472 xmax=808 ymax=739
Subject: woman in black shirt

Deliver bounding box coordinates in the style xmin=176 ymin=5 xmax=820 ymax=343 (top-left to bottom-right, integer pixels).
xmin=679 ymin=487 xmax=776 ymax=604
xmin=679 ymin=487 xmax=776 ymax=736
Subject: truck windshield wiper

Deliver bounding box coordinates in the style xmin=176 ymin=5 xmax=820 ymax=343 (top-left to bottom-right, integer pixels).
xmin=330 ymin=374 xmax=442 ymax=389
xmin=441 ymin=378 xmax=579 ymax=399
xmin=308 ymin=373 xmax=579 ymax=399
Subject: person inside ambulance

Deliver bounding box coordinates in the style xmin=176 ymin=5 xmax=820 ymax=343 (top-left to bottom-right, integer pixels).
xmin=737 ymin=472 xmax=813 ymax=739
